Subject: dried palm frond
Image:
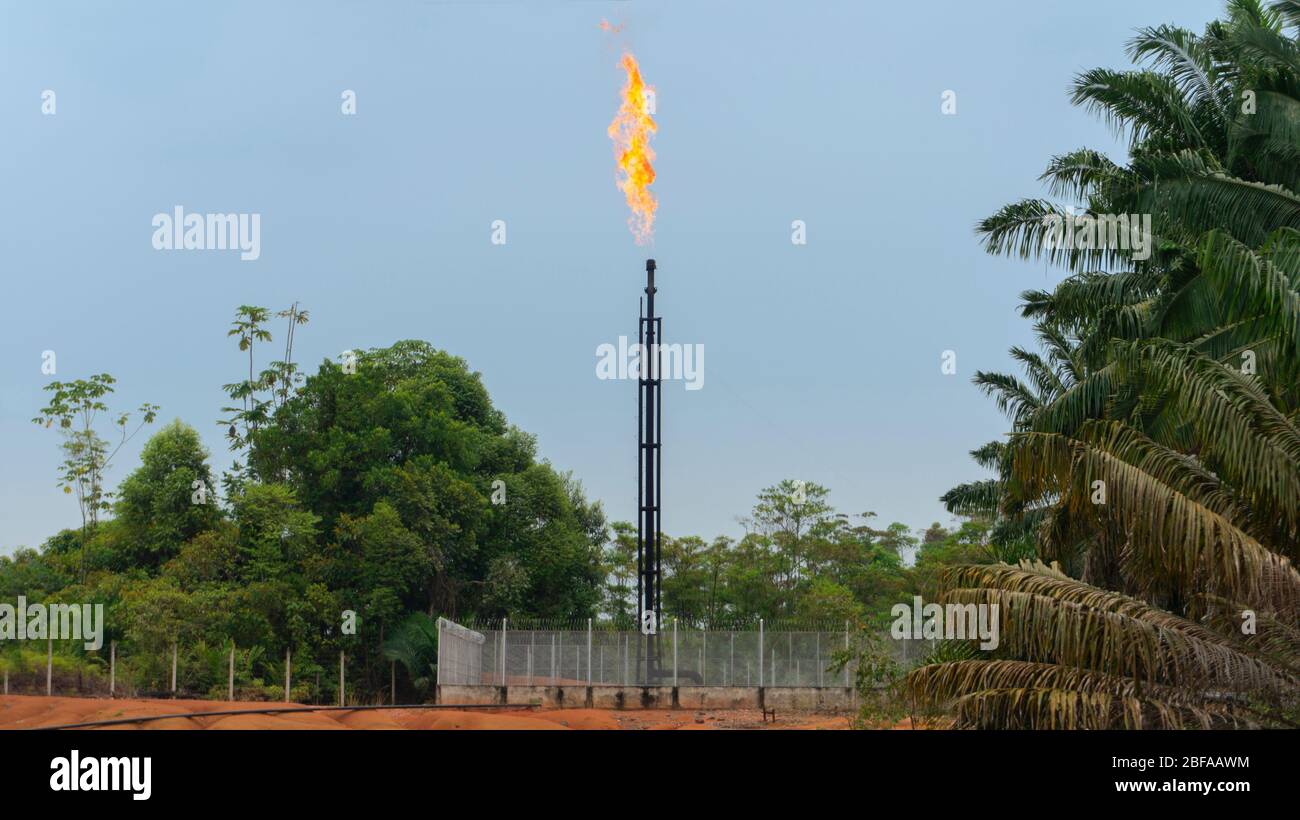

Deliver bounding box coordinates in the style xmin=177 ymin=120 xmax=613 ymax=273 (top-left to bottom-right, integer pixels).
xmin=951 ymin=686 xmax=1257 ymax=729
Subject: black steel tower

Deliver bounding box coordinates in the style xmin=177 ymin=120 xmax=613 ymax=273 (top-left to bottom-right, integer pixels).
xmin=637 ymin=258 xmax=662 ymax=682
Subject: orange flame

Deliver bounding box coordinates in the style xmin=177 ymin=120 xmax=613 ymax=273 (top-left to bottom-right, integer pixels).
xmin=608 ymin=52 xmax=657 ymax=245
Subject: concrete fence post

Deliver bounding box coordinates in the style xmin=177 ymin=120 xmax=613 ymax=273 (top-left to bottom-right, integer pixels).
xmin=285 ymin=648 xmax=292 ymax=703
xmin=391 ymin=660 xmax=396 ymax=705
xmin=46 ymin=633 xmax=52 ymax=696
xmin=758 ymin=619 xmax=764 ymax=688
xmin=228 ymin=645 xmax=235 ymax=701
xmin=339 ymin=650 xmax=345 ymax=707
xmin=844 ymin=620 xmax=850 ymax=686
xmin=110 ymin=641 xmax=116 ymax=697
xmin=701 ymin=631 xmax=706 ymax=685
xmin=817 ymin=632 xmax=822 ymax=687
xmin=500 ymin=618 xmax=507 ymax=686
xmin=672 ymin=618 xmax=678 ymax=687
xmin=587 ymin=618 xmax=592 ymax=686
xmin=171 ymin=642 xmax=177 ymax=695
xmin=729 ymin=632 xmax=734 ymax=686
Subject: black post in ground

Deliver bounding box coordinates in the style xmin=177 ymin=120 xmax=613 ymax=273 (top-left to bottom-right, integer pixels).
xmin=638 ymin=258 xmax=662 ymax=683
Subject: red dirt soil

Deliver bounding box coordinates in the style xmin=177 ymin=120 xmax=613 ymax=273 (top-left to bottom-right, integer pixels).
xmin=0 ymin=695 xmax=849 ymax=730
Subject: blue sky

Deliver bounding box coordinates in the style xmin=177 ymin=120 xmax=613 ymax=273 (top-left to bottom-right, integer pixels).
xmin=0 ymin=0 xmax=1225 ymax=554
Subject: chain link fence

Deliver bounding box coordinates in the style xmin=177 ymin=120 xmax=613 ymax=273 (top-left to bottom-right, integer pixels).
xmin=438 ymin=618 xmax=891 ymax=688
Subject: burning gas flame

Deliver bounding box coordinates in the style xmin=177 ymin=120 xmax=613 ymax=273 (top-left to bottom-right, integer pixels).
xmin=608 ymin=52 xmax=657 ymax=245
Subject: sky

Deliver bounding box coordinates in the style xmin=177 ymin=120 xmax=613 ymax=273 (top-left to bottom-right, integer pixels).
xmin=0 ymin=0 xmax=1227 ymax=555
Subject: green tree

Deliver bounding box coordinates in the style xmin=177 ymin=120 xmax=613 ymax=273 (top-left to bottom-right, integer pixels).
xmin=32 ymin=374 xmax=158 ymax=577
xmin=248 ymin=340 xmax=606 ymax=621
xmin=915 ymin=0 xmax=1300 ymax=728
xmin=602 ymin=521 xmax=638 ymax=622
xmin=115 ymin=420 xmax=221 ymax=567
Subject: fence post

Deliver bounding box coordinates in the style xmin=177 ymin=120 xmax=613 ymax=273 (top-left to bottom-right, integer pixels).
xmin=500 ymin=618 xmax=507 ymax=686
xmin=110 ymin=641 xmax=116 ymax=697
xmin=3 ymin=668 xmax=7 ymax=695
xmin=391 ymin=660 xmax=396 ymax=705
xmin=844 ymin=620 xmax=850 ymax=686
xmin=817 ymin=632 xmax=822 ymax=687
xmin=228 ymin=645 xmax=234 ymax=700
xmin=339 ymin=650 xmax=345 ymax=707
xmin=758 ymin=619 xmax=764 ymax=688
xmin=672 ymin=618 xmax=678 ymax=687
xmin=46 ymin=633 xmax=52 ymax=696
xmin=171 ymin=642 xmax=177 ymax=695
xmin=587 ymin=618 xmax=592 ymax=686
xmin=285 ymin=648 xmax=292 ymax=703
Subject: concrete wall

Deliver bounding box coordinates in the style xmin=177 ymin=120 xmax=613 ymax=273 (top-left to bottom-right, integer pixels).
xmin=676 ymin=686 xmax=760 ymax=710
xmin=438 ymin=684 xmax=503 ymax=705
xmin=503 ymin=685 xmax=592 ymax=708
xmin=589 ymin=685 xmax=673 ymax=710
xmin=763 ymin=686 xmax=856 ymax=712
xmin=437 ymin=684 xmax=855 ymax=713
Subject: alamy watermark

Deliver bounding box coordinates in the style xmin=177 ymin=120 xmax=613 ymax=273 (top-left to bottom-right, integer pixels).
xmin=1042 ymin=209 xmax=1152 ymax=262
xmin=151 ymin=206 xmax=261 ymax=261
xmin=50 ymin=751 xmax=151 ymax=801
xmin=596 ymin=335 xmax=704 ymax=391
xmin=891 ymin=595 xmax=999 ymax=650
xmin=0 ymin=597 xmax=104 ymax=651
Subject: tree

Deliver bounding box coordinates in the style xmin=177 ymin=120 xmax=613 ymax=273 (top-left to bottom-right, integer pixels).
xmin=219 ymin=304 xmax=309 ymax=493
xmin=220 ymin=305 xmax=273 ymax=451
xmin=115 ymin=420 xmax=221 ymax=567
xmin=602 ymin=521 xmax=638 ymax=623
xmin=32 ymin=374 xmax=158 ymax=578
xmin=247 ymin=340 xmax=606 ymax=621
xmin=744 ymin=480 xmax=836 ymax=606
xmin=382 ymin=612 xmax=440 ymax=696
xmin=915 ymin=1 xmax=1300 ymax=728
xmin=230 ymin=483 xmax=319 ymax=584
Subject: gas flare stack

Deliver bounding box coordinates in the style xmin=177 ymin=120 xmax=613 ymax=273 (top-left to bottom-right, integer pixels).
xmin=637 ymin=258 xmax=663 ymax=683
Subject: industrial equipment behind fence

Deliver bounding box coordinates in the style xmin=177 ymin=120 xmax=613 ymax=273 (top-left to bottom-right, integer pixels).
xmin=435 ymin=618 xmax=932 ymax=688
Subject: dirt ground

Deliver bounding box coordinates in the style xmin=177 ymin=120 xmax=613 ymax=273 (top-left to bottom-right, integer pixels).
xmin=0 ymin=694 xmax=850 ymax=730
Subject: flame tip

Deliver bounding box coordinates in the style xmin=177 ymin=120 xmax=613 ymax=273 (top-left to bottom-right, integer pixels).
xmin=609 ymin=50 xmax=657 ymax=244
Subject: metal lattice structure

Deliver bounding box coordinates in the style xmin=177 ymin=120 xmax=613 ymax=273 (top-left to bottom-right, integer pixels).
xmin=637 ymin=258 xmax=664 ymax=682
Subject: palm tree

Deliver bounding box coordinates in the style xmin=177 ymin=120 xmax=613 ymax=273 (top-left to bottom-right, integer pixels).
xmin=382 ymin=612 xmax=440 ymax=696
xmin=941 ymin=322 xmax=1084 ymax=565
xmin=920 ymin=0 xmax=1300 ymax=728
